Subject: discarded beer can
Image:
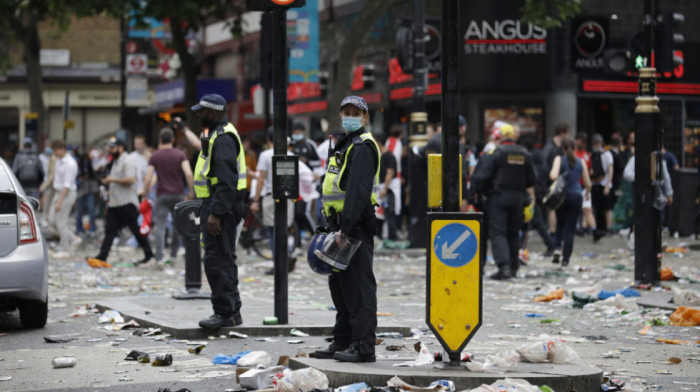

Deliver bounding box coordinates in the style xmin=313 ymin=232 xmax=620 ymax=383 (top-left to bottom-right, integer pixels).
xmin=125 ymin=349 xmax=150 ymax=362
xmin=152 ymin=353 xmax=173 ymax=366
xmin=429 ymin=380 xmax=455 ymax=392
xmin=263 ymin=316 xmax=278 ymax=325
xmin=52 ymin=357 xmax=77 ymax=368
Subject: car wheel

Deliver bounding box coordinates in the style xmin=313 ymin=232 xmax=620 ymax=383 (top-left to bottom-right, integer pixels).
xmin=19 ymin=296 xmax=48 ymax=329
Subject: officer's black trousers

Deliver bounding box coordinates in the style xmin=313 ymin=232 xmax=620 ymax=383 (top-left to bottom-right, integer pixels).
xmin=489 ymin=192 xmax=524 ymax=272
xmin=200 ymin=202 xmax=243 ymax=318
xmin=328 ymin=227 xmax=377 ymax=355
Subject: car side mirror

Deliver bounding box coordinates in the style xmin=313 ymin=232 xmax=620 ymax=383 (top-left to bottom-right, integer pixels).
xmin=28 ymin=197 xmax=40 ymax=211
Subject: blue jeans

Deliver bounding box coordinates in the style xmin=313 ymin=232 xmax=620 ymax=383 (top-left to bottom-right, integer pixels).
xmin=554 ymin=192 xmax=583 ymax=263
xmin=76 ymin=193 xmax=96 ymax=234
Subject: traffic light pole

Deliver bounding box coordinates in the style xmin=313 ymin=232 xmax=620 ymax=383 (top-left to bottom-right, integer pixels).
xmin=272 ymin=8 xmax=289 ymax=324
xmin=411 ymin=0 xmax=427 ymax=137
xmin=634 ymin=0 xmax=661 ymax=287
xmin=441 ymin=0 xmax=460 ymax=213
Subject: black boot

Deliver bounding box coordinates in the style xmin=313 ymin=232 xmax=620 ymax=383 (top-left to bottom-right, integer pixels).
xmin=333 ymin=344 xmax=376 ymax=363
xmin=489 ymin=267 xmax=511 ymax=281
xmin=314 ymin=342 xmax=348 ymax=359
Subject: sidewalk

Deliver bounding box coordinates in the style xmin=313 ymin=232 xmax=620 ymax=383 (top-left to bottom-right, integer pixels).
xmin=95 ymin=294 xmax=411 ymax=339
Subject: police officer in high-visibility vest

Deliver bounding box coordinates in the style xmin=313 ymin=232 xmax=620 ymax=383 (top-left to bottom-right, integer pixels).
xmin=471 ymin=124 xmax=536 ymax=280
xmin=313 ymin=96 xmax=380 ymax=362
xmin=191 ymin=94 xmax=247 ymax=329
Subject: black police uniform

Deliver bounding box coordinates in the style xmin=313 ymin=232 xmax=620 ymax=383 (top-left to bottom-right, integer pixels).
xmin=324 ymin=127 xmax=379 ymax=361
xmin=200 ymin=119 xmax=246 ymax=322
xmin=472 ymin=141 xmax=535 ymax=278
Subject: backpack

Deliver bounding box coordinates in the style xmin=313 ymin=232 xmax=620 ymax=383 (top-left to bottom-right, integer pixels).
xmin=15 ymin=152 xmax=41 ymax=184
xmin=590 ymin=151 xmax=605 ymax=180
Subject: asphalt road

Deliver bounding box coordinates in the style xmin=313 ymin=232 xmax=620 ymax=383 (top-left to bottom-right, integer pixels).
xmin=1 ymin=229 xmax=699 ymax=392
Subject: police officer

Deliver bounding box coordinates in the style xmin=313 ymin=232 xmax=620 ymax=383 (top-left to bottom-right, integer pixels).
xmin=471 ymin=124 xmax=536 ymax=280
xmin=314 ymin=96 xmax=380 ymax=362
xmin=191 ymin=94 xmax=247 ymax=329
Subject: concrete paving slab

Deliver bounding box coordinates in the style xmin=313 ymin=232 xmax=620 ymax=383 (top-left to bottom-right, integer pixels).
xmin=290 ymin=358 xmax=603 ymax=392
xmin=95 ymin=295 xmax=410 ymax=339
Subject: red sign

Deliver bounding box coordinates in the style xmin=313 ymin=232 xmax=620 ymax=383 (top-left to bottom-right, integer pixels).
xmin=126 ymin=41 xmax=138 ymax=54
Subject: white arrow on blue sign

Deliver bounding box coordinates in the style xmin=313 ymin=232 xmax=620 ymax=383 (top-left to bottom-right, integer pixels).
xmin=433 ymin=223 xmax=478 ymax=267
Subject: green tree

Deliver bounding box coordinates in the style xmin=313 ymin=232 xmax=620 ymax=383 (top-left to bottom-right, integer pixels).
xmin=521 ymin=0 xmax=583 ymax=29
xmin=126 ymin=0 xmax=246 ymax=133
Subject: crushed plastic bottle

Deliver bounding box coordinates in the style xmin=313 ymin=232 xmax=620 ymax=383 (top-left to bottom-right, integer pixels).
xmin=52 ymin=357 xmax=77 ymax=368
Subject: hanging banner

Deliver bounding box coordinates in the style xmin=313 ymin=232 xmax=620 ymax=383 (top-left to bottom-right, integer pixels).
xmin=287 ymin=0 xmax=319 ymax=83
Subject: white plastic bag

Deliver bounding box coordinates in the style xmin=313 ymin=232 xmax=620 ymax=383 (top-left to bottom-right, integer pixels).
xmin=672 ymin=286 xmax=700 ymax=307
xmin=466 ymin=350 xmax=519 ymax=373
xmin=237 ymin=351 xmax=272 ymax=367
xmin=274 ymin=367 xmax=329 ymax=392
xmin=583 ymin=294 xmax=638 ymax=313
xmin=393 ymin=342 xmax=434 ymax=367
xmin=548 ymin=340 xmax=580 ymax=364
xmin=469 ymin=378 xmax=541 ymax=392
xmin=517 ymin=341 xmax=551 ymax=363
xmin=98 ymin=310 xmax=124 ymax=324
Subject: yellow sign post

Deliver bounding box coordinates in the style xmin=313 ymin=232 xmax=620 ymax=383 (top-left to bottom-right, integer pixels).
xmin=427 ymin=212 xmax=482 ymax=364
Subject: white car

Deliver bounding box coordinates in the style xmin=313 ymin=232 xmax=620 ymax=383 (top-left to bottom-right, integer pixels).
xmin=0 ymin=158 xmax=48 ymax=328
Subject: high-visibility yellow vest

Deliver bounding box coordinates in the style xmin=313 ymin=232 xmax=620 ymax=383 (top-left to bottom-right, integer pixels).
xmin=321 ymin=131 xmax=380 ymax=215
xmin=193 ymin=123 xmax=247 ymax=198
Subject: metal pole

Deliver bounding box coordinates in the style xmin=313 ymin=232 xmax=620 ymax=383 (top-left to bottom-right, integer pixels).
xmin=261 ymin=12 xmax=273 ymax=130
xmin=634 ymin=0 xmax=661 ymax=286
xmin=411 ymin=0 xmax=427 ymax=124
xmin=119 ymin=13 xmax=126 ymax=129
xmin=272 ymin=8 xmax=289 ymax=324
xmin=441 ymin=0 xmax=459 ymax=214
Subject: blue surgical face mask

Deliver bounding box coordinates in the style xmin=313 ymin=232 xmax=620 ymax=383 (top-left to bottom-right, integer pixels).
xmin=291 ymin=133 xmax=304 ymax=142
xmin=341 ymin=116 xmax=363 ymax=132
xmin=45 ymin=147 xmax=53 ymax=156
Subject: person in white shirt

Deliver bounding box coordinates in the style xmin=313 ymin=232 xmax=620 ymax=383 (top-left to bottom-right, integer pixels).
xmin=48 ymin=140 xmax=79 ymax=255
xmin=129 ymin=135 xmax=149 ymax=196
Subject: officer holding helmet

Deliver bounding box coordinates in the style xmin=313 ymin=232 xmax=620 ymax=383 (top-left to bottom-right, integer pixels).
xmin=190 ymin=94 xmax=247 ymax=329
xmin=312 ymin=96 xmax=380 ymax=363
xmin=471 ymin=123 xmax=536 ymax=280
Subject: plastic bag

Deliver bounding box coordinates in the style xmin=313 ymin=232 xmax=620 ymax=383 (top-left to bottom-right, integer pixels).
xmin=240 ymin=366 xmax=284 ymax=390
xmin=470 ymin=378 xmax=542 ymax=392
xmin=669 ymin=306 xmax=700 ymax=326
xmin=660 ymin=266 xmax=675 ymax=281
xmin=98 ymin=310 xmax=124 ymax=324
xmin=237 ymin=351 xmax=272 ymax=367
xmin=335 ymin=382 xmax=369 ymax=392
xmin=583 ymin=294 xmax=638 ymax=314
xmin=393 ymin=342 xmax=434 ymax=367
xmin=549 ymin=340 xmax=580 ymax=364
xmin=533 ymin=288 xmax=564 ymax=303
xmin=466 ymin=350 xmax=519 ymax=373
xmin=517 ymin=340 xmax=579 ymax=364
xmin=273 ymin=367 xmax=329 ymax=392
xmin=212 ymin=350 xmax=251 ymax=365
xmin=597 ymin=287 xmax=640 ymax=300
xmin=671 ymin=287 xmax=700 ymax=307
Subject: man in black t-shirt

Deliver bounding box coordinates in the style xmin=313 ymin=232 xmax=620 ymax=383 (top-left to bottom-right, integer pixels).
xmin=375 ymin=134 xmax=398 ymax=241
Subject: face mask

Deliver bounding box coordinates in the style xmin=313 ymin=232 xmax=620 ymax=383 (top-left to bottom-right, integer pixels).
xmin=342 ymin=117 xmax=363 ymax=132
xmin=111 ymin=150 xmax=121 ymax=159
xmin=45 ymin=147 xmax=52 ymax=156
xmin=291 ymin=133 xmax=304 ymax=142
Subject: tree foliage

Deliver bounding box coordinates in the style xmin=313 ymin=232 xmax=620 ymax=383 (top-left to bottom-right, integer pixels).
xmin=521 ymin=0 xmax=583 ymax=29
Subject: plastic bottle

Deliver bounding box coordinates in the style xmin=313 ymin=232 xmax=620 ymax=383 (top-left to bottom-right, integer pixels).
xmin=52 ymin=357 xmax=77 ymax=368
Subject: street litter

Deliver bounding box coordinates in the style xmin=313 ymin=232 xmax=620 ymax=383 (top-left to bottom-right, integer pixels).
xmin=273 ymin=367 xmax=329 ymax=392
xmin=98 ymin=310 xmax=124 ymax=324
xmin=212 ymin=351 xmax=251 ymax=365
xmin=667 ymin=357 xmax=681 ymax=364
xmin=598 ymin=287 xmax=640 ymax=300
xmin=109 ymin=319 xmax=140 ymax=331
xmin=469 ymin=378 xmax=542 ymax=392
xmin=68 ymin=305 xmax=94 ymax=317
xmin=119 ymin=376 xmax=133 ymax=381
xmin=661 ymin=266 xmax=674 ymax=280
xmin=467 ymin=350 xmax=519 ymax=372
xmin=655 ymin=337 xmax=689 ymax=345
xmin=0 ymin=376 xmax=12 ymax=381
xmin=240 ymin=365 xmax=284 ymax=390
xmin=255 ymin=338 xmax=278 ymax=342
xmin=583 ymin=294 xmax=638 ymax=314
xmin=152 ymin=353 xmax=173 ymax=366
xmin=52 ymin=357 xmax=77 ymax=368
xmin=600 ymin=378 xmax=625 ymax=391
xmin=429 ymin=380 xmax=455 ymax=392
xmin=669 ymin=306 xmax=700 ymax=326
xmin=334 ymin=382 xmax=369 ymax=392
xmin=290 ymin=328 xmax=309 ymax=337
xmin=600 ymin=351 xmax=621 ymax=358
xmin=387 ymin=376 xmax=447 ymax=391
xmin=287 ymin=340 xmax=304 ymax=344
xmin=525 ymin=313 xmax=545 ymax=318
xmin=376 ymin=332 xmax=403 ymax=339
xmin=517 ymin=340 xmax=580 ymax=363
xmin=671 ymin=287 xmax=700 ymax=307
xmin=393 ymin=343 xmax=433 ymax=367
xmin=229 ymin=331 xmax=249 ymax=338
xmin=434 ymin=351 xmax=471 ymax=362
xmin=188 ymin=345 xmax=206 ymax=354
xmin=44 ymin=335 xmax=79 ymax=343
xmin=534 ymin=288 xmax=564 ymax=303
xmin=237 ymin=351 xmax=272 ymax=367
xmin=125 ymin=350 xmax=150 ymax=363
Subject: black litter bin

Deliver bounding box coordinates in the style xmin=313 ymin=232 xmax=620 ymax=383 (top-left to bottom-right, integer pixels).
xmin=173 ymin=199 xmax=209 ymax=299
xmin=668 ymin=168 xmax=699 ymax=237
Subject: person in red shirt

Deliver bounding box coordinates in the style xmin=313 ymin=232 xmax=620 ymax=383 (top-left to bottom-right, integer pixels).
xmin=575 ymin=134 xmax=596 ymax=236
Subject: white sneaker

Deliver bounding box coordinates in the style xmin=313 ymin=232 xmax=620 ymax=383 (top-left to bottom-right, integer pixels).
xmin=71 ymin=236 xmax=83 ymax=249
xmin=627 ymin=234 xmax=635 ymax=251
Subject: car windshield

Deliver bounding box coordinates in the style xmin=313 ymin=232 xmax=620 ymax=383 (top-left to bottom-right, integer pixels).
xmin=0 ymin=163 xmax=15 ymax=192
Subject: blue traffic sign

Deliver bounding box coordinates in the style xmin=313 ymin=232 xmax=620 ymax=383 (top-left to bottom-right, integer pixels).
xmin=433 ymin=223 xmax=478 ymax=267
